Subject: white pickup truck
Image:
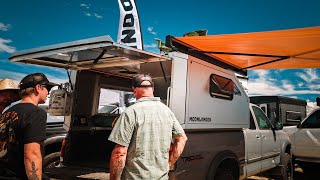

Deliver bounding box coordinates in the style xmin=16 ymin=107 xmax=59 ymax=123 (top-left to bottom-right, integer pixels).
xmin=283 ymin=107 xmax=320 ymax=173
xmin=245 ymin=103 xmax=292 ymax=179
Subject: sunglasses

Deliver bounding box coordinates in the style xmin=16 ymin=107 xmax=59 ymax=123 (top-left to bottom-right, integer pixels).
xmin=40 ymin=84 xmax=53 ymax=92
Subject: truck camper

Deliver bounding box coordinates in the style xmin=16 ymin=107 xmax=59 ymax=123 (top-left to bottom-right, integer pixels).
xmin=249 ymin=96 xmax=307 ymax=126
xmin=9 ymin=34 xmax=294 ymax=180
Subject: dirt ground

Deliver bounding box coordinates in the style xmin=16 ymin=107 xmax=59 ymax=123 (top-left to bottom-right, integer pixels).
xmin=248 ymin=164 xmax=316 ymax=180
xmin=49 ymin=164 xmax=316 ymax=180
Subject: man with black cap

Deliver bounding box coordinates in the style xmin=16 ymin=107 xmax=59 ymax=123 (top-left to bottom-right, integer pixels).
xmin=0 ymin=73 xmax=58 ymax=179
xmin=108 ymin=74 xmax=188 ymax=180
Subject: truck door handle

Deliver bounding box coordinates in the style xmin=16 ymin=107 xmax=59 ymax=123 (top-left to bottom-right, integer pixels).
xmin=256 ymin=135 xmax=260 ymax=139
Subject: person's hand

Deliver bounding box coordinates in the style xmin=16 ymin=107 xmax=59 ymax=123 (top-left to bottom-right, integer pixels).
xmin=169 ymin=161 xmax=175 ymax=171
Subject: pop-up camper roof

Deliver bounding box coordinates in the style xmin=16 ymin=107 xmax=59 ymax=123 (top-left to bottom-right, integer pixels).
xmin=168 ymin=26 xmax=320 ymax=75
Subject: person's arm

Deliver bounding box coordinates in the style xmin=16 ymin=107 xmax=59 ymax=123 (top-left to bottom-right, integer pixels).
xmin=24 ymin=142 xmax=42 ymax=180
xmin=109 ymin=144 xmax=128 ymax=180
xmin=169 ymin=134 xmax=188 ymax=168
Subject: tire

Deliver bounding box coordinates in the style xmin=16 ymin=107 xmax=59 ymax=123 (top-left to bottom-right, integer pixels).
xmin=43 ymin=152 xmax=60 ymax=169
xmin=214 ymin=168 xmax=234 ymax=180
xmin=207 ymin=151 xmax=238 ymax=180
xmin=274 ymin=153 xmax=293 ymax=180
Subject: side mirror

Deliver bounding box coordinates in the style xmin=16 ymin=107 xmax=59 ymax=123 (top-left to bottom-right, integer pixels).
xmin=272 ymin=121 xmax=283 ymax=130
xmin=297 ymin=122 xmax=302 ymax=128
xmin=276 ymin=122 xmax=283 ymax=130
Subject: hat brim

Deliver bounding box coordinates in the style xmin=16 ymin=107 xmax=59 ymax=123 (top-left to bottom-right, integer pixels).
xmin=0 ymin=87 xmax=19 ymax=91
xmin=46 ymin=82 xmax=59 ymax=87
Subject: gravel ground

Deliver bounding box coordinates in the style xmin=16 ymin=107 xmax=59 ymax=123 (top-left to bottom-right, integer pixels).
xmin=49 ymin=164 xmax=316 ymax=180
xmin=248 ymin=164 xmax=316 ymax=180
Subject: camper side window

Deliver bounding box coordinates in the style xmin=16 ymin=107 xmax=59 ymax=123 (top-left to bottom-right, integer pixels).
xmin=209 ymin=74 xmax=239 ymax=100
xmin=286 ymin=111 xmax=302 ymax=122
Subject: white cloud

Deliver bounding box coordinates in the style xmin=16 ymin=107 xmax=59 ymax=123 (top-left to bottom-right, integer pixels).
xmin=306 ymin=100 xmax=318 ymax=115
xmin=294 ymin=69 xmax=320 ymax=91
xmin=296 ymin=69 xmax=319 ymax=83
xmin=0 ymin=69 xmax=67 ymax=87
xmin=0 ymin=38 xmax=16 ymax=53
xmin=143 ymin=43 xmax=159 ymax=54
xmin=0 ymin=22 xmax=11 ymax=31
xmin=80 ymin=3 xmax=90 ymax=9
xmin=84 ymin=12 xmax=92 ymax=16
xmin=147 ymin=27 xmax=156 ymax=35
xmin=247 ymin=70 xmax=319 ymax=96
xmin=0 ymin=70 xmax=26 ymax=82
xmin=144 ymin=43 xmax=157 ymax=48
xmin=80 ymin=3 xmax=103 ymax=19
xmin=94 ymin=13 xmax=103 ymax=19
xmin=309 ymin=84 xmax=320 ymax=90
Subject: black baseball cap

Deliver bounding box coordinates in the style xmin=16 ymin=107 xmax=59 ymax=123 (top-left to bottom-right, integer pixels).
xmin=132 ymin=74 xmax=154 ymax=88
xmin=19 ymin=73 xmax=59 ymax=91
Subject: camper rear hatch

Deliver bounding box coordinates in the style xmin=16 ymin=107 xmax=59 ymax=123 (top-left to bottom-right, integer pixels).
xmin=9 ymin=35 xmax=170 ymax=75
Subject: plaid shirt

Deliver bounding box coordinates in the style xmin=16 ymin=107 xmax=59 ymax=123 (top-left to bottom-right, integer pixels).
xmin=108 ymin=97 xmax=185 ymax=180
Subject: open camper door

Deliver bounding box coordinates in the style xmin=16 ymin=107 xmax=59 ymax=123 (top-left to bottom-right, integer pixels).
xmin=9 ymin=36 xmax=170 ymax=130
xmin=9 ymin=36 xmax=170 ymax=73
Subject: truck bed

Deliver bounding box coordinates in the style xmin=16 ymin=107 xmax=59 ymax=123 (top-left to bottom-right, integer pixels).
xmin=46 ymin=126 xmax=115 ymax=179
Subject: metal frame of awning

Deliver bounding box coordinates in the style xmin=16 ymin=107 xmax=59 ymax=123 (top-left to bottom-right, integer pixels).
xmin=167 ymin=35 xmax=249 ymax=75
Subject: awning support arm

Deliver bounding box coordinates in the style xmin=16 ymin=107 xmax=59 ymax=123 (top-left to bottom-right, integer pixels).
xmin=167 ymin=36 xmax=247 ymax=76
xmin=188 ymin=49 xmax=288 ymax=58
xmin=188 ymin=49 xmax=291 ymax=70
xmin=160 ymin=62 xmax=167 ymax=84
xmin=66 ymin=70 xmax=73 ymax=91
xmin=243 ymin=56 xmax=290 ymax=69
xmin=93 ymin=49 xmax=107 ymax=64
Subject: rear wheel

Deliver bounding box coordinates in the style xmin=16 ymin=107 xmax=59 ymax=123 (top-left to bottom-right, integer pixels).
xmin=214 ymin=167 xmax=235 ymax=180
xmin=44 ymin=152 xmax=60 ymax=169
xmin=274 ymin=153 xmax=293 ymax=180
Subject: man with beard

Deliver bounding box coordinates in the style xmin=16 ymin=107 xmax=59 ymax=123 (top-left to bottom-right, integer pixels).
xmin=0 ymin=79 xmax=21 ymax=114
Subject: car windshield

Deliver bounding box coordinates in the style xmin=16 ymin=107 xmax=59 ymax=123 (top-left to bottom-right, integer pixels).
xmin=38 ymin=104 xmax=64 ymax=123
xmin=98 ymin=105 xmax=118 ymax=114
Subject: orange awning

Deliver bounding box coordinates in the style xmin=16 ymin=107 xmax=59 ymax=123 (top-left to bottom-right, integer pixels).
xmin=171 ymin=26 xmax=320 ymax=73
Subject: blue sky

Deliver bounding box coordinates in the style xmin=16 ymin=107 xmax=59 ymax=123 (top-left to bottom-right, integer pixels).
xmin=0 ymin=0 xmax=319 ymax=105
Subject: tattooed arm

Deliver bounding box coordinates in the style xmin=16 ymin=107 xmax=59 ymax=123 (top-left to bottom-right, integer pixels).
xmin=24 ymin=142 xmax=42 ymax=180
xmin=109 ymin=144 xmax=128 ymax=180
